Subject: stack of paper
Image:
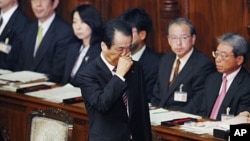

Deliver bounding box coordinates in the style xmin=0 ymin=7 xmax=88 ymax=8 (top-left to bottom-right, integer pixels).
xmin=25 ymin=84 xmax=82 ymax=103
xmin=150 ymin=108 xmax=202 ymax=126
xmin=0 ymin=71 xmax=48 ymax=83
xmin=180 ymin=115 xmax=248 ymax=135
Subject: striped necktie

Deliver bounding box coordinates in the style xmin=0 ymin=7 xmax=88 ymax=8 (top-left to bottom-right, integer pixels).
xmin=169 ymin=59 xmax=180 ymax=86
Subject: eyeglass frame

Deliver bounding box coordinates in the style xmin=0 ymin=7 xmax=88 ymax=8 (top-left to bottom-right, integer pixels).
xmin=168 ymin=34 xmax=192 ymax=41
xmin=212 ymin=51 xmax=235 ymax=60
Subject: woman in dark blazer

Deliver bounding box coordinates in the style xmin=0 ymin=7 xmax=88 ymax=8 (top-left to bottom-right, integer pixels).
xmin=60 ymin=4 xmax=102 ymax=87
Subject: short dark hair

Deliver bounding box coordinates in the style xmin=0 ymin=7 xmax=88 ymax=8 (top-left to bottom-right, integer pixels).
xmin=167 ymin=17 xmax=196 ymax=35
xmin=119 ymin=8 xmax=152 ymax=35
xmin=101 ymin=19 xmax=132 ymax=49
xmin=71 ymin=4 xmax=103 ymax=44
xmin=217 ymin=32 xmax=249 ymax=63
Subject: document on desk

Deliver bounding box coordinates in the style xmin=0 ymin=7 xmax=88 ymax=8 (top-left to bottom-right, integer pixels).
xmin=0 ymin=69 xmax=12 ymax=75
xmin=180 ymin=116 xmax=248 ymax=135
xmin=0 ymin=71 xmax=48 ymax=83
xmin=150 ymin=108 xmax=202 ymax=126
xmin=25 ymin=84 xmax=82 ymax=103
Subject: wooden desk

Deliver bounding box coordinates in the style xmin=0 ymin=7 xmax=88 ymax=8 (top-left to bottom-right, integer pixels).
xmin=151 ymin=125 xmax=224 ymax=141
xmin=0 ymin=90 xmax=223 ymax=141
xmin=0 ymin=90 xmax=88 ymax=141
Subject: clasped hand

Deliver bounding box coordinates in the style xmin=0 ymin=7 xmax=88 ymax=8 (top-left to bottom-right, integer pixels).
xmin=116 ymin=53 xmax=133 ymax=77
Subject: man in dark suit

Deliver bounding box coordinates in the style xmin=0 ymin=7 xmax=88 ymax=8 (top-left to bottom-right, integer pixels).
xmin=0 ymin=0 xmax=29 ymax=71
xmin=119 ymin=8 xmax=161 ymax=102
xmin=199 ymin=32 xmax=250 ymax=120
xmin=60 ymin=4 xmax=102 ymax=87
xmin=151 ymin=17 xmax=215 ymax=114
xmin=17 ymin=0 xmax=75 ymax=83
xmin=77 ymin=19 xmax=152 ymax=141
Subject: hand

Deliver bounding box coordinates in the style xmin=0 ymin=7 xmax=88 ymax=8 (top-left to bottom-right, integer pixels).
xmin=116 ymin=53 xmax=133 ymax=77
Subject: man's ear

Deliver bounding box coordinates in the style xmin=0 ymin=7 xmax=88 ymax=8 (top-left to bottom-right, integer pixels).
xmin=52 ymin=0 xmax=60 ymax=9
xmin=139 ymin=30 xmax=147 ymax=40
xmin=101 ymin=41 xmax=107 ymax=51
xmin=236 ymin=55 xmax=244 ymax=66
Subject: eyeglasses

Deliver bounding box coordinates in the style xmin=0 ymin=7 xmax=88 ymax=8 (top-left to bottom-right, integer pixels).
xmin=30 ymin=0 xmax=49 ymax=3
xmin=212 ymin=51 xmax=235 ymax=60
xmin=168 ymin=35 xmax=191 ymax=41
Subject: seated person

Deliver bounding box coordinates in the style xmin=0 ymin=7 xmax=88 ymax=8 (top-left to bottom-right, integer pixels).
xmin=17 ymin=0 xmax=75 ymax=83
xmin=119 ymin=8 xmax=161 ymax=102
xmin=150 ymin=17 xmax=215 ymax=114
xmin=199 ymin=32 xmax=250 ymax=120
xmin=0 ymin=0 xmax=30 ymax=70
xmin=60 ymin=4 xmax=102 ymax=87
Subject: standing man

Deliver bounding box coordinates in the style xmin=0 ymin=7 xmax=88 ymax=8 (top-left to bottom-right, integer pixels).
xmin=199 ymin=32 xmax=250 ymax=120
xmin=151 ymin=17 xmax=215 ymax=114
xmin=77 ymin=19 xmax=152 ymax=141
xmin=0 ymin=0 xmax=29 ymax=70
xmin=119 ymin=8 xmax=161 ymax=102
xmin=18 ymin=0 xmax=75 ymax=83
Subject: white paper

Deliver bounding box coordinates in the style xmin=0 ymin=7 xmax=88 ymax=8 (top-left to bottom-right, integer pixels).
xmin=180 ymin=116 xmax=248 ymax=135
xmin=25 ymin=84 xmax=82 ymax=103
xmin=0 ymin=71 xmax=48 ymax=83
xmin=0 ymin=69 xmax=13 ymax=75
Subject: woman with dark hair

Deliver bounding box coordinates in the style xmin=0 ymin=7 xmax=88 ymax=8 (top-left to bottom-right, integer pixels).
xmin=60 ymin=4 xmax=102 ymax=87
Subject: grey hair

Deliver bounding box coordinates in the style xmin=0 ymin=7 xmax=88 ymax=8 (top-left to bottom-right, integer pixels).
xmin=217 ymin=32 xmax=249 ymax=62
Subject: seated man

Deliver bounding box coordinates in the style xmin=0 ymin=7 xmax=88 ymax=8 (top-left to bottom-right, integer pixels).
xmin=0 ymin=0 xmax=29 ymax=70
xmin=199 ymin=32 xmax=250 ymax=120
xmin=17 ymin=0 xmax=75 ymax=83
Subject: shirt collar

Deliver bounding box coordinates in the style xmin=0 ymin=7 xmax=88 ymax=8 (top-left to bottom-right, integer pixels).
xmin=176 ymin=47 xmax=194 ymax=63
xmin=223 ymin=66 xmax=241 ymax=81
xmin=100 ymin=53 xmax=115 ymax=72
xmin=1 ymin=5 xmax=18 ymax=24
xmin=38 ymin=13 xmax=55 ymax=36
xmin=131 ymin=45 xmax=146 ymax=61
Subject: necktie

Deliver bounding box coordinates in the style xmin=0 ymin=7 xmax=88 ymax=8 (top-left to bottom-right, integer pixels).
xmin=170 ymin=59 xmax=180 ymax=86
xmin=36 ymin=26 xmax=43 ymax=46
xmin=210 ymin=75 xmax=228 ymax=119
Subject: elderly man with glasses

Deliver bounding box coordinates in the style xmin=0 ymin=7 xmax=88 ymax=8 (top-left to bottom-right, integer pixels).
xmin=199 ymin=32 xmax=250 ymax=121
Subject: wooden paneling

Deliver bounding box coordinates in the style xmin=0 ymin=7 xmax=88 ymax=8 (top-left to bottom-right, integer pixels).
xmin=188 ymin=0 xmax=248 ymax=58
xmin=21 ymin=0 xmax=250 ymax=70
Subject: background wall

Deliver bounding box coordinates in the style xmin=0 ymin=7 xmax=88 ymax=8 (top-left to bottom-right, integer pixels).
xmin=21 ymin=0 xmax=250 ymax=70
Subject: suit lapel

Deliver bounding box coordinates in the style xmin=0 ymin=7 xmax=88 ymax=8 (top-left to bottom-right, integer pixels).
xmin=64 ymin=43 xmax=81 ymax=80
xmin=125 ymin=68 xmax=136 ymax=119
xmin=0 ymin=8 xmax=19 ymax=41
xmin=159 ymin=55 xmax=175 ymax=104
xmin=219 ymin=68 xmax=245 ymax=114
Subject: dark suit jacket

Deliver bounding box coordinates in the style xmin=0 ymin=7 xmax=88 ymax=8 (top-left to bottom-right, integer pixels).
xmin=77 ymin=56 xmax=152 ymax=141
xmin=18 ymin=15 xmax=75 ymax=83
xmin=0 ymin=6 xmax=29 ymax=70
xmin=151 ymin=48 xmax=216 ymax=114
xmin=138 ymin=46 xmax=161 ymax=102
xmin=61 ymin=42 xmax=101 ymax=87
xmin=199 ymin=67 xmax=250 ymax=120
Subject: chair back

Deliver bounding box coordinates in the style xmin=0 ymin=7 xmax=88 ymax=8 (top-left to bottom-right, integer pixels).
xmin=27 ymin=107 xmax=73 ymax=141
